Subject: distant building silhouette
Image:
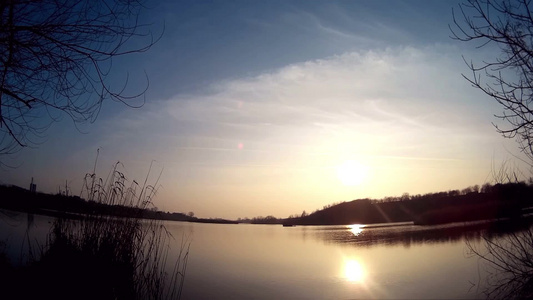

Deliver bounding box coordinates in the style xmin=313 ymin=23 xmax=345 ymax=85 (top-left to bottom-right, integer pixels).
xmin=29 ymin=177 xmax=36 ymax=193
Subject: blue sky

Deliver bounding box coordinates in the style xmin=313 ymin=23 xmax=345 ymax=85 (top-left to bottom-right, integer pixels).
xmin=1 ymin=0 xmax=529 ymax=219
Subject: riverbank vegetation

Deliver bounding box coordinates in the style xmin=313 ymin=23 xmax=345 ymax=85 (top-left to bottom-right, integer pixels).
xmin=0 ymin=162 xmax=189 ymax=299
xmin=0 ymin=184 xmax=235 ymax=224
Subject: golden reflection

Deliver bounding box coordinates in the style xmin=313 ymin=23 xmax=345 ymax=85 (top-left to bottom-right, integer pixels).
xmin=348 ymin=224 xmax=365 ymax=236
xmin=344 ymin=259 xmax=365 ymax=283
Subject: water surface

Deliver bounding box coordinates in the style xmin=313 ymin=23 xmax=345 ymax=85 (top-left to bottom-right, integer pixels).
xmin=165 ymin=221 xmax=493 ymax=299
xmin=1 ymin=210 xmax=511 ymax=299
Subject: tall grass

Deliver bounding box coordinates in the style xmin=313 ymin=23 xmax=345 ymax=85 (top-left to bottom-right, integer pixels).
xmin=8 ymin=161 xmax=189 ymax=299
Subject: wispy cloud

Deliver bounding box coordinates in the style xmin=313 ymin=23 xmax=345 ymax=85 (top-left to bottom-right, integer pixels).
xmin=101 ymin=45 xmax=505 ymax=166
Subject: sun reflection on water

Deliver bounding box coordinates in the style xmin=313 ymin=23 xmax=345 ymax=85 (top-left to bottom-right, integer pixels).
xmin=344 ymin=259 xmax=365 ymax=283
xmin=348 ymin=224 xmax=365 ymax=236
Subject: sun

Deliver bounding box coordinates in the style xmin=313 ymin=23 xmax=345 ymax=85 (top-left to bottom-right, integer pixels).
xmin=336 ymin=160 xmax=368 ymax=186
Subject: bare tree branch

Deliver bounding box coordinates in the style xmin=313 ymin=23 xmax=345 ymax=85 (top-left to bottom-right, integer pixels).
xmin=0 ymin=0 xmax=160 ymax=163
xmin=451 ymin=0 xmax=533 ymax=164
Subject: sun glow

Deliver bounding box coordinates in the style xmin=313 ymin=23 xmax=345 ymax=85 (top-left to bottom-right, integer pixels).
xmin=336 ymin=160 xmax=368 ymax=186
xmin=344 ymin=259 xmax=365 ymax=283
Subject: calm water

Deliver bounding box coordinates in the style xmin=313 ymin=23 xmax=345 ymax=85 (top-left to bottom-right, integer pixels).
xmin=165 ymin=221 xmax=494 ymax=299
xmin=0 ymin=209 xmax=512 ymax=299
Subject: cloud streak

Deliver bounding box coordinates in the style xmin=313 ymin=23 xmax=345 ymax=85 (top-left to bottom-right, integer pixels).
xmin=104 ymin=46 xmax=511 ymax=169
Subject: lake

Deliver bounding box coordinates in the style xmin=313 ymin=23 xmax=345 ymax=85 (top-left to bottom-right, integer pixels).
xmin=0 ymin=209 xmax=520 ymax=299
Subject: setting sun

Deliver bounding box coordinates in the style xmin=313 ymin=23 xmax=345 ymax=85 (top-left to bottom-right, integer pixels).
xmin=336 ymin=160 xmax=368 ymax=186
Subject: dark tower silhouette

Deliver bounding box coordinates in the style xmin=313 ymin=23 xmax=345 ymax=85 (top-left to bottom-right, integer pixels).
xmin=29 ymin=177 xmax=36 ymax=193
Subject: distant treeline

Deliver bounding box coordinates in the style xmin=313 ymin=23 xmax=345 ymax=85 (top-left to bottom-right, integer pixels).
xmin=247 ymin=182 xmax=533 ymax=226
xmin=0 ymin=184 xmax=206 ymax=223
xmin=3 ymin=182 xmax=533 ymax=226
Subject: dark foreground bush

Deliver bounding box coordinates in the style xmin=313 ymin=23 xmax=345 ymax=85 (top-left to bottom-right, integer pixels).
xmin=1 ymin=162 xmax=189 ymax=300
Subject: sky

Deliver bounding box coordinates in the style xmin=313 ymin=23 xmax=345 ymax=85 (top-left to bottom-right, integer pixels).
xmin=0 ymin=0 xmax=530 ymax=219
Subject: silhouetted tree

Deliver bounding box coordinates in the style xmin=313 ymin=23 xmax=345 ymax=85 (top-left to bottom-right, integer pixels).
xmin=0 ymin=0 xmax=159 ymax=159
xmin=448 ymin=190 xmax=460 ymax=197
xmin=461 ymin=186 xmax=473 ymax=195
xmin=452 ymin=2 xmax=533 ymax=293
xmin=401 ymin=192 xmax=410 ymax=201
xmin=451 ymin=0 xmax=533 ymax=163
xmin=481 ymin=183 xmax=493 ymax=193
